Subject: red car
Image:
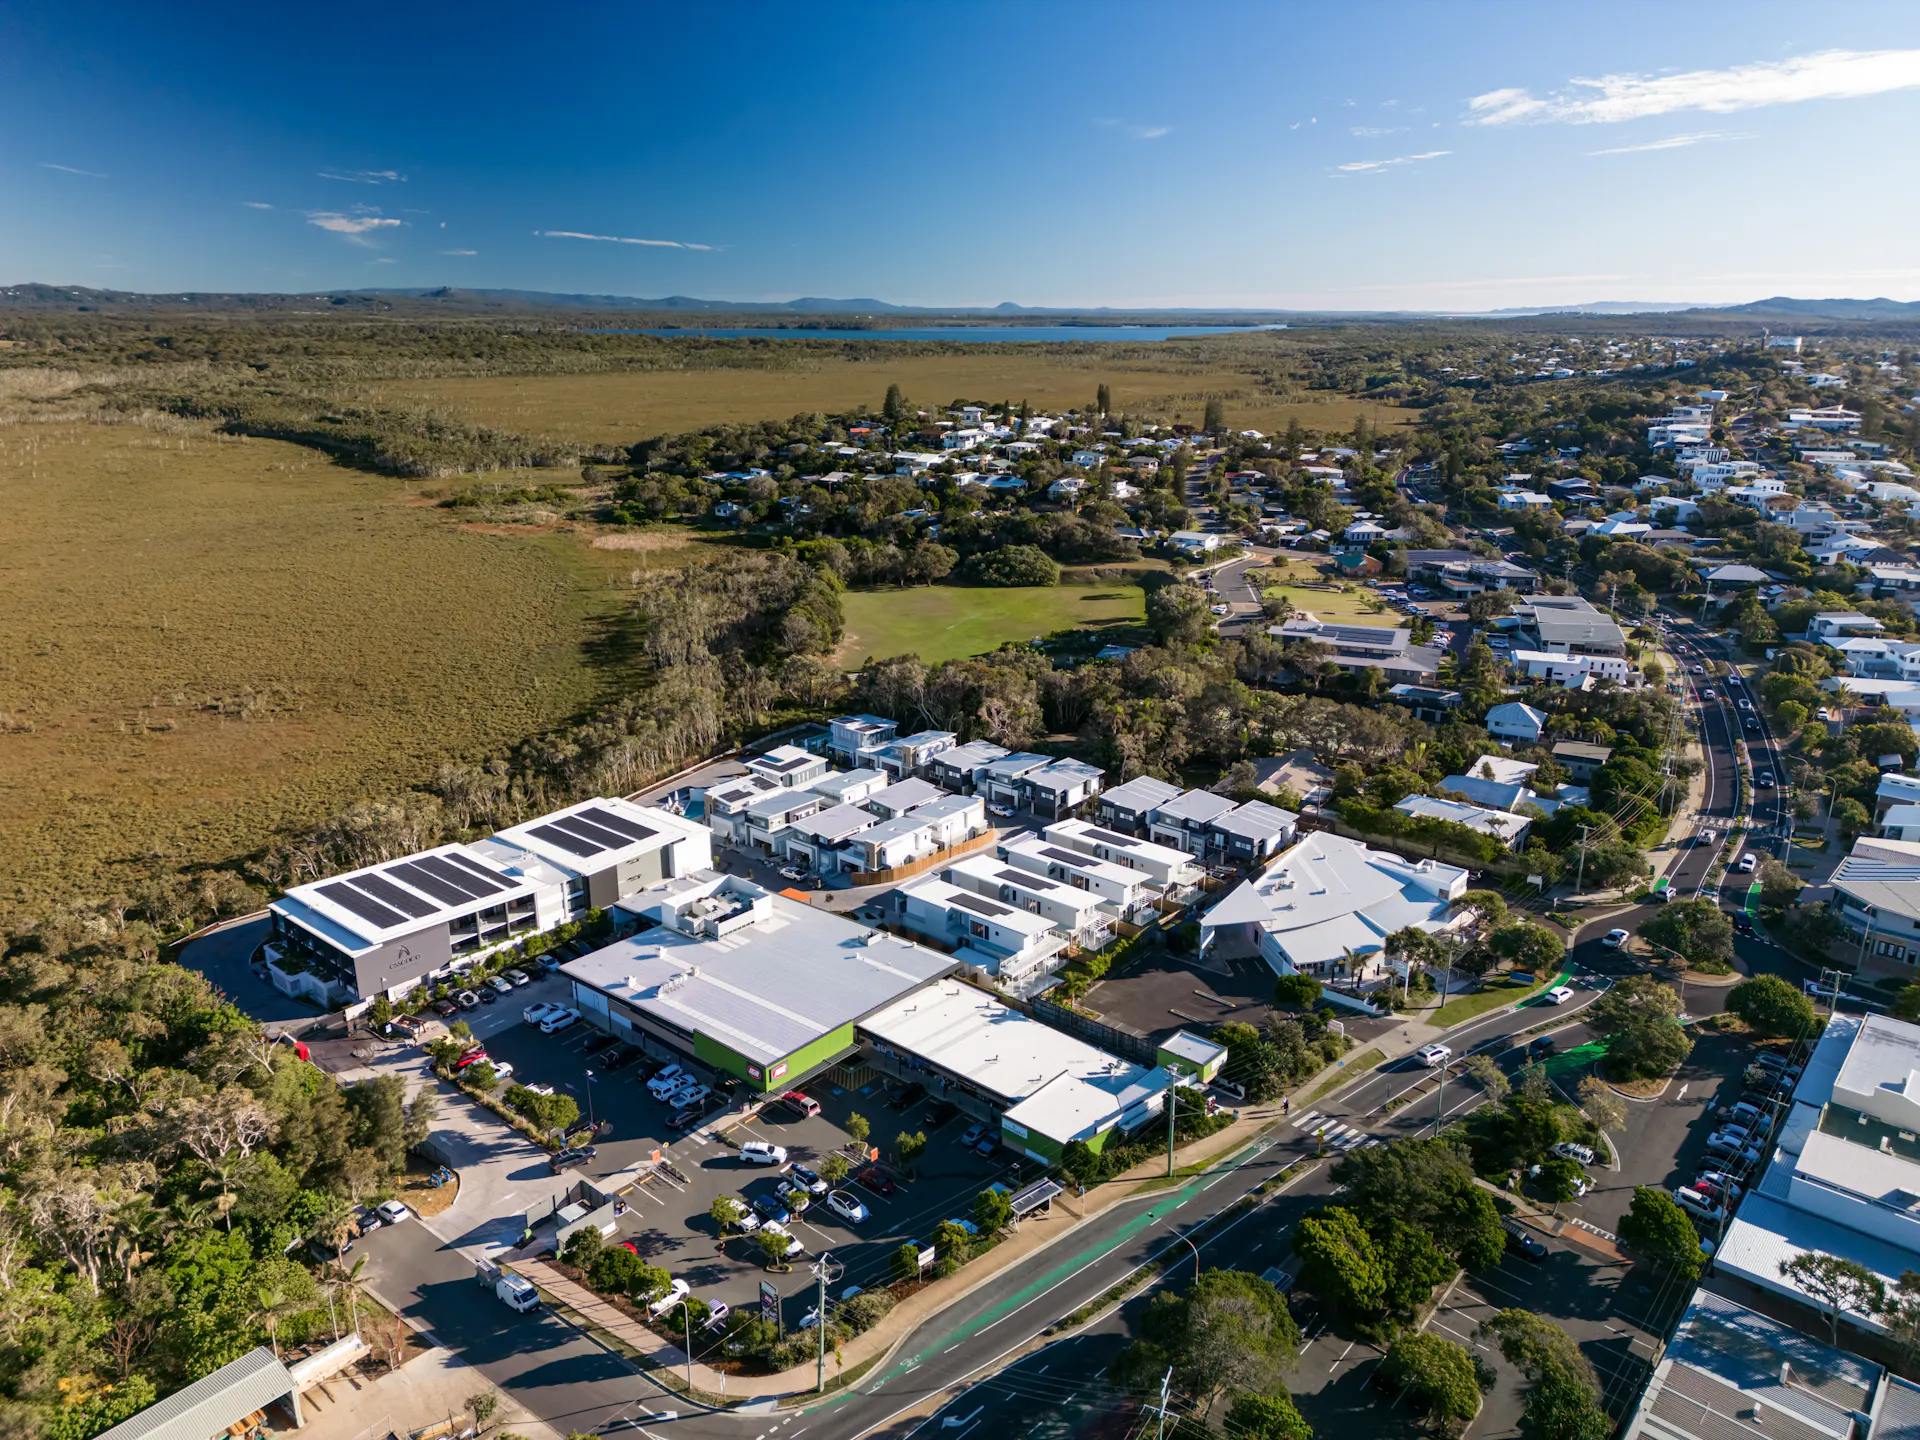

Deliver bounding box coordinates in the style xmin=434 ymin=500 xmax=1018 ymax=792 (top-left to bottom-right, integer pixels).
xmin=780 ymin=1091 xmax=821 ymax=1118
xmin=855 ymin=1165 xmax=896 ymax=1197
xmin=453 ymin=1049 xmax=489 ymax=1071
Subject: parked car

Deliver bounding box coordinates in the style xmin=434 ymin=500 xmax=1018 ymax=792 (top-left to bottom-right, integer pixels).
xmin=777 ymin=866 xmax=808 ymax=882
xmin=760 ymin=1219 xmax=805 ymax=1257
xmin=475 ymin=984 xmax=498 ymax=1005
xmin=504 ymin=968 xmax=531 ymax=988
xmin=751 ymin=1194 xmax=792 ymax=1225
xmin=600 ymin=1044 xmax=643 ymax=1072
xmin=375 ymin=1200 xmax=412 ymax=1225
xmin=453 ymin=1048 xmax=490 ymax=1071
xmin=486 ymin=975 xmax=513 ymax=997
xmin=540 ymin=1008 xmax=580 ymax=1034
xmin=670 ymin=1106 xmax=704 ymax=1131
xmin=855 ymin=1166 xmax=897 ymax=1197
xmin=726 ymin=1201 xmax=762 ymax=1233
xmin=960 ymin=1122 xmax=991 ymax=1149
xmin=432 ymin=999 xmax=459 ymax=1018
xmin=1672 ymin=1186 xmax=1723 ymax=1222
xmin=1552 ymin=1141 xmax=1595 ymax=1165
xmin=889 ymin=1083 xmax=928 ymax=1111
xmin=788 ymin=1164 xmax=829 ymax=1196
xmin=647 ymin=1065 xmax=688 ymax=1096
xmin=454 ymin=989 xmax=480 ymax=1010
xmin=923 ymin=1099 xmax=960 ymax=1130
xmin=549 ymin=1145 xmax=597 ymax=1172
xmin=1502 ymin=1219 xmax=1548 ymax=1261
xmin=776 ymin=1179 xmax=814 ymax=1211
xmin=646 ymin=1279 xmax=690 ymax=1318
xmin=780 ymin=1091 xmax=821 ymax=1118
xmin=826 ymin=1190 xmax=870 ymax=1224
xmin=740 ymin=1141 xmax=788 ymax=1166
xmin=703 ymin=1300 xmax=731 ymax=1330
xmin=1416 ymin=1044 xmax=1452 ymax=1068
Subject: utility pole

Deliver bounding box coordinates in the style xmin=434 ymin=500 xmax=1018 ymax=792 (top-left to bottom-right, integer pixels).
xmin=1574 ymin=824 xmax=1593 ymax=898
xmin=810 ymin=1251 xmax=842 ymax=1392
xmin=1433 ymin=1058 xmax=1448 ymax=1137
xmin=685 ymin=1304 xmax=693 ymax=1393
xmin=1154 ymin=1367 xmax=1173 ymax=1440
xmin=1165 ymin=1067 xmax=1181 ymax=1177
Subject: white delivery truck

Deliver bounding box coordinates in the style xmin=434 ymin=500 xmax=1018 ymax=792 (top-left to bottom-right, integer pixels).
xmin=496 ymin=1273 xmax=539 ymax=1313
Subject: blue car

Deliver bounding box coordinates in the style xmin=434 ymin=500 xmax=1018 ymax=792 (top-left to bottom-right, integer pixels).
xmin=751 ymin=1194 xmax=791 ymax=1225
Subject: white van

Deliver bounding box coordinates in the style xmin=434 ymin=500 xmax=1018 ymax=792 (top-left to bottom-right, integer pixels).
xmin=1673 ymin=1187 xmax=1723 ymax=1223
xmin=496 ymin=1274 xmax=539 ymax=1313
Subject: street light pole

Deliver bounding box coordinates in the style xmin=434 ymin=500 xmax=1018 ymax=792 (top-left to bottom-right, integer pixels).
xmin=583 ymin=1070 xmax=596 ymax=1127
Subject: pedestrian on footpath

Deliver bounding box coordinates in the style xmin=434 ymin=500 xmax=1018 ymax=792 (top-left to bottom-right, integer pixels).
xmin=1282 ymin=1095 xmax=1290 ymax=1117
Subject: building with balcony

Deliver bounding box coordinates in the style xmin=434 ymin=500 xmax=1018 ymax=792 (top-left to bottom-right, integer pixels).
xmin=1096 ymin=775 xmax=1185 ymax=834
xmin=828 ymin=713 xmax=899 ymax=769
xmin=1045 ymin=818 xmax=1205 ymax=896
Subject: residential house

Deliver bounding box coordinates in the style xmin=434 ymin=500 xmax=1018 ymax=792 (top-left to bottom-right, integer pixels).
xmin=1485 ymin=701 xmax=1547 ymax=744
xmin=950 ymin=755 xmax=1037 ymax=816
xmin=1394 ymin=794 xmax=1531 ymax=849
xmin=777 ymin=803 xmax=877 ymax=877
xmin=805 ymin=767 xmax=889 ymax=807
xmin=865 ymin=777 xmax=947 ymax=821
xmin=1048 ymin=476 xmax=1088 ymax=502
xmin=1271 ymin=615 xmax=1449 ymax=684
xmin=1168 ymin=530 xmax=1222 ymax=556
xmin=735 ymin=788 xmax=826 ymax=853
xmin=1834 ymin=639 xmax=1920 ymax=681
xmin=1096 ymin=775 xmax=1187 ymax=835
xmin=1044 ymin=818 xmax=1204 ymax=896
xmin=1513 ymin=595 xmax=1628 ymax=657
xmin=1198 ymin=831 xmax=1471 ymax=980
xmin=1385 ymin=684 xmax=1464 ymax=724
xmin=1648 ymin=496 xmax=1702 ymax=525
xmin=929 ymin=740 xmax=1011 ymax=794
xmin=1809 ymin=612 xmax=1888 ymax=641
xmin=1874 ymin=773 xmax=1920 ymax=824
xmin=1208 ymin=800 xmax=1299 ymax=864
xmin=1146 ymin=790 xmax=1238 ymax=857
xmin=1511 ymin=649 xmax=1639 ymax=687
xmin=876 ymin=729 xmax=957 ymax=782
xmin=945 ymin=853 xmax=1112 ymax=953
xmin=1550 ymin=741 xmax=1614 ymax=781
xmin=998 ymin=836 xmax=1158 ymax=924
xmin=747 ymin=744 xmax=830 ymax=790
xmin=1019 ymin=758 xmax=1105 ymax=820
xmin=703 ymin=772 xmax=784 ymax=845
xmin=888 ymin=876 xmax=1069 ymax=997
xmin=1496 ymin=489 xmax=1554 ymax=510
xmin=1830 ymin=836 xmax=1920 ymax=964
xmin=828 ymin=713 xmax=899 ymax=769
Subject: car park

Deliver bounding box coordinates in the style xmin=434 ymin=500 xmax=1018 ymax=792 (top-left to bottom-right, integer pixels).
xmin=432 ymin=999 xmax=458 ymax=1018
xmin=1673 ymin=1186 xmax=1724 ymax=1222
xmin=669 ymin=1105 xmax=705 ymax=1130
xmin=740 ymin=1141 xmax=788 ymax=1166
xmin=960 ymin=1121 xmax=990 ymax=1149
xmin=504 ymin=969 xmax=531 ymax=987
xmin=923 ymin=1099 xmax=960 ymax=1129
xmin=751 ymin=1194 xmax=791 ymax=1225
xmin=674 ymin=1085 xmax=712 ymax=1109
xmin=1602 ymin=928 xmax=1629 ymax=948
xmin=776 ymin=1179 xmax=813 ymax=1211
xmin=647 ymin=1065 xmax=688 ymax=1095
xmin=889 ymin=1083 xmax=928 ymax=1111
xmin=475 ymin=984 xmax=498 ymax=1005
xmin=972 ymin=1132 xmax=998 ymax=1158
xmin=523 ymin=1082 xmax=554 ymax=1096
xmin=826 ymin=1190 xmax=869 ymax=1224
xmin=1545 ymin=985 xmax=1574 ymax=1005
xmin=376 ymin=1200 xmax=412 ymax=1224
xmin=599 ymin=1044 xmax=642 ymax=1072
xmin=1416 ymin=1043 xmax=1452 ymax=1068
xmin=540 ymin=1008 xmax=580 ymax=1034
xmin=1552 ymin=1141 xmax=1595 ymax=1164
xmin=761 ymin=1219 xmax=805 ymax=1256
xmin=454 ymin=989 xmax=480 ymax=1010
xmin=1695 ymin=1170 xmax=1744 ymax=1200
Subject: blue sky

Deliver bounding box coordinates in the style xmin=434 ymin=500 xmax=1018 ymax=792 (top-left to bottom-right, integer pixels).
xmin=7 ymin=0 xmax=1920 ymax=311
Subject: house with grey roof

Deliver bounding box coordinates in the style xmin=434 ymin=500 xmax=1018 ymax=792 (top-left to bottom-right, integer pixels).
xmin=1271 ymin=615 xmax=1448 ymax=683
xmin=877 ymin=729 xmax=957 ymax=781
xmin=1513 ymin=595 xmax=1627 ymax=657
xmin=1019 ymin=757 xmax=1105 ymax=819
xmin=930 ymin=739 xmax=1011 ymax=794
xmin=1096 ymin=775 xmax=1184 ymax=835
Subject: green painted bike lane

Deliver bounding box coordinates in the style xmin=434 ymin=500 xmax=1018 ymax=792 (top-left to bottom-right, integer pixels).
xmin=808 ymin=1134 xmax=1285 ymax=1413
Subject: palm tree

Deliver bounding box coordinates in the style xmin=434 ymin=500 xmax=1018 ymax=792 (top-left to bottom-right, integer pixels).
xmin=331 ymin=1255 xmax=370 ymax=1341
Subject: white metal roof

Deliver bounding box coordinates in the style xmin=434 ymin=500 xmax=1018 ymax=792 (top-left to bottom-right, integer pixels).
xmin=275 ymin=842 xmax=541 ymax=955
xmin=489 ymin=797 xmax=699 ymax=879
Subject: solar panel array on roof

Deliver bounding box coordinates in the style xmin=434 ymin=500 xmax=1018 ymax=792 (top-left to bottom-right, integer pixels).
xmin=763 ymin=755 xmax=814 ymax=773
xmin=1037 ymin=845 xmax=1098 ymax=867
xmin=319 ymin=881 xmax=410 ymax=929
xmin=444 ymin=851 xmax=512 ymax=888
xmin=530 ymin=823 xmax=603 ymax=858
xmin=1080 ymin=825 xmax=1138 ymax=846
xmin=950 ymin=892 xmax=1014 ymax=918
xmin=581 ymin=805 xmax=657 ymax=842
xmin=996 ymin=867 xmax=1064 ymax=891
xmin=350 ymin=872 xmax=438 ymax=919
xmin=417 ymin=853 xmax=506 ymax=896
xmin=385 ymin=861 xmax=472 ymax=906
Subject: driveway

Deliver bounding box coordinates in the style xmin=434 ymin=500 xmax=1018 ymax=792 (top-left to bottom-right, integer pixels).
xmin=177 ymin=914 xmax=322 ymax=1025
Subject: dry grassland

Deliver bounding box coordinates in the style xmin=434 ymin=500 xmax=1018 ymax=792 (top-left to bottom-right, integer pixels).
xmin=372 ymin=354 xmax=1415 ymax=448
xmin=0 ymin=421 xmax=631 ymax=912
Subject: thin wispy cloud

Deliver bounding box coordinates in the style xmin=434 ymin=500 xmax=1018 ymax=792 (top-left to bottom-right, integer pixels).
xmin=1588 ymin=131 xmax=1747 ymax=155
xmin=367 ymin=257 xmax=397 ymax=264
xmin=1350 ymin=125 xmax=1405 ymax=137
xmin=439 ymin=249 xmax=477 ymax=256
xmin=319 ymin=168 xmax=407 ymax=184
xmin=1336 ymin=150 xmax=1450 ymax=174
xmin=1096 ymin=117 xmax=1171 ymax=140
xmin=307 ymin=211 xmax=403 ymax=240
xmin=42 ymin=162 xmax=107 ymax=177
xmin=241 ymin=201 xmax=274 ymax=209
xmin=1467 ymin=48 xmax=1920 ymax=125
xmin=537 ymin=229 xmax=713 ymax=251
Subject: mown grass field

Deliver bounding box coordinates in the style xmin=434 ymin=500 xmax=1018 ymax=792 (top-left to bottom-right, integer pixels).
xmin=1256 ymin=557 xmax=1406 ymax=628
xmin=0 ymin=421 xmax=633 ymax=912
xmin=372 ymin=354 xmax=1417 ymax=447
xmin=838 ymin=582 xmax=1146 ymax=669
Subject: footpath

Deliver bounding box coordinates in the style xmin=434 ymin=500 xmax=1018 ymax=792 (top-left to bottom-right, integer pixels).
xmin=286 ymin=1345 xmax=566 ymax=1440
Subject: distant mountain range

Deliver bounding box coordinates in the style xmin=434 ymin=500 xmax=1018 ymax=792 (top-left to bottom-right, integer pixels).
xmin=4 ymin=282 xmax=1920 ymax=325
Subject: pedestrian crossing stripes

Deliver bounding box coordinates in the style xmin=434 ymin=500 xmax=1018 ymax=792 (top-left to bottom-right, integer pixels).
xmin=1569 ymin=1217 xmax=1619 ymax=1242
xmin=1289 ymin=1111 xmax=1380 ymax=1152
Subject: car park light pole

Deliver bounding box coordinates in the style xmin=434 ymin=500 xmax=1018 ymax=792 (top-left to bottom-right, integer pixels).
xmin=583 ymin=1070 xmax=596 ymax=1127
